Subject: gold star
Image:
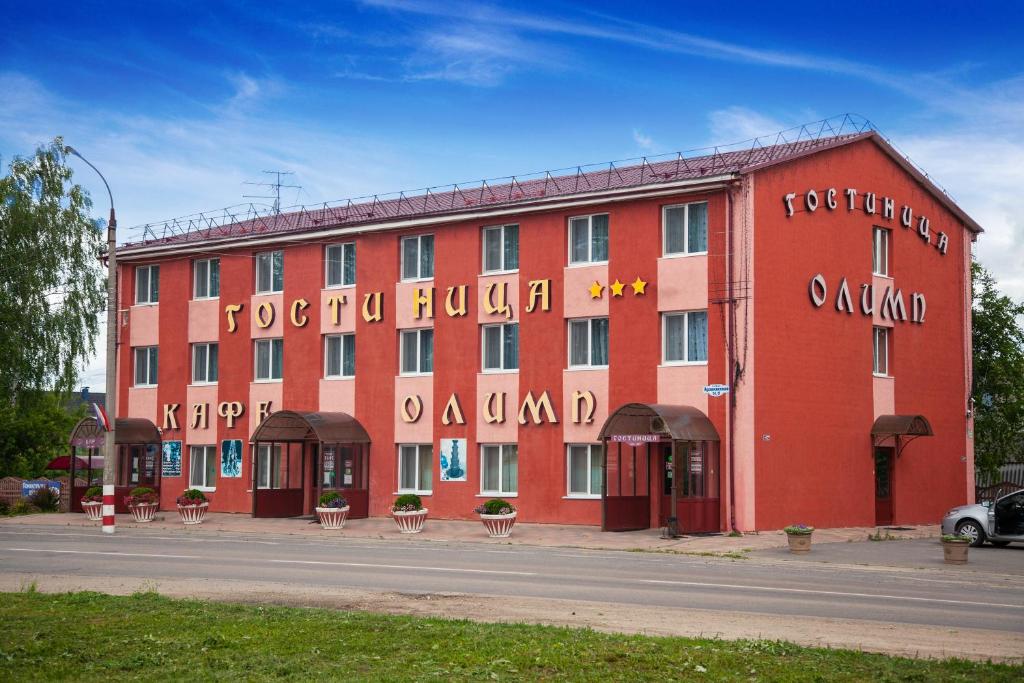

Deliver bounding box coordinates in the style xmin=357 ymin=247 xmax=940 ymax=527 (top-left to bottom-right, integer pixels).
xmin=588 ymin=281 xmax=604 ymax=299
xmin=630 ymin=277 xmax=647 ymax=295
xmin=609 ymin=279 xmax=625 ymax=297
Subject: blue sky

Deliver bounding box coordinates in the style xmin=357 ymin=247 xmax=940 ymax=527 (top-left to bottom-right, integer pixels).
xmin=3 ymin=0 xmax=1023 ymax=389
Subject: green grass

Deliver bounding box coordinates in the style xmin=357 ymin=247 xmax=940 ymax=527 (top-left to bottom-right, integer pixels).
xmin=0 ymin=591 xmax=1018 ymax=681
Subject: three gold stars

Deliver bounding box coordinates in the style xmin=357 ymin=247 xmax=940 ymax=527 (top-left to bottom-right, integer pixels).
xmin=588 ymin=277 xmax=647 ymax=299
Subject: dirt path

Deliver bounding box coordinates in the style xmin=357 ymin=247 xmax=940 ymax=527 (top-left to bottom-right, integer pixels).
xmin=3 ymin=572 xmax=1020 ymax=664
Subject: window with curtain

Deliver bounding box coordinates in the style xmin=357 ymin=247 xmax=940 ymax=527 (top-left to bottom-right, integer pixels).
xmin=256 ymin=444 xmax=282 ymax=489
xmin=567 ymin=444 xmax=603 ymax=497
xmin=191 ymin=342 xmax=219 ymax=383
xmin=400 ymin=328 xmax=434 ymax=375
xmin=189 ymin=445 xmax=217 ymax=489
xmin=872 ymin=227 xmax=890 ymax=277
xmin=568 ymin=318 xmax=609 ymax=368
xmin=255 ymin=250 xmax=284 ymax=293
xmin=873 ymin=326 xmax=889 ymax=375
xmin=254 ymin=338 xmax=283 ymax=381
xmin=135 ymin=265 xmax=160 ymax=304
xmin=663 ymin=202 xmax=708 ymax=255
xmin=133 ymin=346 xmax=158 ymax=386
xmin=480 ymin=444 xmax=518 ymax=495
xmin=482 ymin=323 xmax=519 ymax=371
xmin=399 ymin=444 xmax=433 ymax=493
xmin=325 ymin=243 xmax=357 ymax=287
xmin=193 ymin=258 xmax=220 ymax=299
xmin=662 ymin=311 xmax=708 ymax=364
xmin=568 ymin=214 xmax=609 ymax=264
xmin=482 ymin=224 xmax=519 ymax=273
xmin=325 ymin=334 xmax=356 ymax=378
xmin=401 ymin=234 xmax=435 ymax=280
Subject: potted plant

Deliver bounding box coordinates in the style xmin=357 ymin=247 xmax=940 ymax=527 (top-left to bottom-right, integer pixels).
xmin=316 ymin=491 xmax=350 ymax=529
xmin=392 ymin=494 xmax=428 ymax=534
xmin=783 ymin=524 xmax=814 ymax=553
xmin=81 ymin=486 xmax=103 ymax=521
xmin=176 ymin=489 xmax=209 ymax=525
xmin=941 ymin=533 xmax=970 ymax=564
xmin=124 ymin=486 xmax=159 ymax=523
xmin=474 ymin=498 xmax=517 ymax=538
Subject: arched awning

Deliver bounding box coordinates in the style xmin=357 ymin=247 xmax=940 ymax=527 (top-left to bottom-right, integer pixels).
xmin=598 ymin=403 xmax=720 ymax=442
xmin=871 ymin=414 xmax=933 ymax=456
xmin=251 ymin=410 xmax=371 ymax=443
xmin=69 ymin=416 xmax=161 ymax=448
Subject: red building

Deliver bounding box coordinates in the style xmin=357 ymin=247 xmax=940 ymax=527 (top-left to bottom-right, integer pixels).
xmin=107 ymin=127 xmax=980 ymax=532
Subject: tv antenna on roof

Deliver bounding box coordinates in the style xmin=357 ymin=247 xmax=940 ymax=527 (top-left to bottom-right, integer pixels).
xmin=243 ymin=170 xmax=302 ymax=214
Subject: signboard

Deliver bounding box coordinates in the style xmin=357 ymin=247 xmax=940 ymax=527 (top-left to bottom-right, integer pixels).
xmin=22 ymin=479 xmax=61 ymax=498
xmin=439 ymin=438 xmax=467 ymax=481
xmin=610 ymin=434 xmax=661 ymax=447
xmin=323 ymin=447 xmax=336 ymax=487
xmin=220 ymin=440 xmax=243 ymax=478
xmin=703 ymin=384 xmax=730 ymax=397
xmin=161 ymin=441 xmax=182 ymax=477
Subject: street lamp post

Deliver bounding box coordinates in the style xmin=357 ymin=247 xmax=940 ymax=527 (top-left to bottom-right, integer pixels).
xmin=66 ymin=146 xmax=118 ymax=535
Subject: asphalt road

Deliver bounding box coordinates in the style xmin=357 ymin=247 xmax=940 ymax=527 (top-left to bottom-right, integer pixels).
xmin=1 ymin=524 xmax=1022 ymax=635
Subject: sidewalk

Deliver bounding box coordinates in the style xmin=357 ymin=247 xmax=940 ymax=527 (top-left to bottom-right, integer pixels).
xmin=0 ymin=511 xmax=939 ymax=554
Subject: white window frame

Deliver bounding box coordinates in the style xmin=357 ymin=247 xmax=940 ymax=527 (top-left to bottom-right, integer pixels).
xmin=191 ymin=342 xmax=218 ymax=385
xmin=481 ymin=322 xmax=519 ymax=373
xmin=400 ymin=234 xmax=435 ymax=282
xmin=256 ymin=443 xmax=282 ymax=489
xmin=193 ymin=258 xmax=220 ymax=299
xmin=325 ymin=242 xmax=356 ymax=289
xmin=189 ymin=445 xmax=216 ymax=491
xmin=398 ymin=443 xmax=433 ymax=494
xmin=481 ymin=224 xmax=519 ymax=274
xmin=872 ymin=227 xmax=890 ymax=277
xmin=324 ymin=333 xmax=356 ymax=379
xmin=133 ymin=346 xmax=158 ymax=387
xmin=254 ymin=338 xmax=283 ymax=382
xmin=567 ymin=213 xmax=609 ymax=266
xmin=662 ymin=201 xmax=709 ymax=257
xmin=873 ymin=326 xmax=890 ymax=377
xmin=135 ymin=265 xmax=159 ymax=305
xmin=255 ymin=250 xmax=284 ymax=294
xmin=661 ymin=310 xmax=709 ymax=366
xmin=566 ymin=444 xmax=603 ymax=499
xmin=567 ymin=317 xmax=609 ymax=370
xmin=399 ymin=328 xmax=434 ymax=376
xmin=479 ymin=444 xmax=518 ymax=496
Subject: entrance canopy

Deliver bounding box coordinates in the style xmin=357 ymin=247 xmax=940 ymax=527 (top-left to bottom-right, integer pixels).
xmin=871 ymin=414 xmax=933 ymax=455
xmin=69 ymin=416 xmax=161 ymax=448
xmin=599 ymin=403 xmax=721 ymax=442
xmin=251 ymin=410 xmax=370 ymax=443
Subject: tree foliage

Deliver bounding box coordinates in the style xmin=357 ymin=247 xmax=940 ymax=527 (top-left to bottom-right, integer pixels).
xmin=972 ymin=261 xmax=1024 ymax=474
xmin=0 ymin=391 xmax=84 ymax=478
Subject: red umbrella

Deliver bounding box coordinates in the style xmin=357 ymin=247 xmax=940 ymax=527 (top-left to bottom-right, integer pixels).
xmin=44 ymin=455 xmax=104 ymax=470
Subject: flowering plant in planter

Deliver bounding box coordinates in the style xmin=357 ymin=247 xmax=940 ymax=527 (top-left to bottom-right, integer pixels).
xmin=474 ymin=498 xmax=517 ymax=538
xmin=783 ymin=524 xmax=814 ymax=553
xmin=176 ymin=488 xmax=209 ymax=525
xmin=315 ymin=491 xmax=350 ymax=530
xmin=391 ymin=494 xmax=428 ymax=534
xmin=940 ymin=533 xmax=970 ymax=564
xmin=940 ymin=533 xmax=970 ymax=543
xmin=124 ymin=486 xmax=159 ymax=523
xmin=783 ymin=524 xmax=814 ymax=535
xmin=176 ymin=489 xmax=208 ymax=506
xmin=80 ymin=486 xmax=104 ymax=521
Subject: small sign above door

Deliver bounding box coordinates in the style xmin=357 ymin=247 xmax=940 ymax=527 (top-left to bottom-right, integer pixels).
xmin=610 ymin=434 xmax=662 ymax=447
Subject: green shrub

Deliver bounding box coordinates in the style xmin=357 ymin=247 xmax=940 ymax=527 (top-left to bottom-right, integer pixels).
xmin=783 ymin=524 xmax=814 ymax=535
xmin=125 ymin=486 xmax=158 ymax=506
xmin=11 ymin=500 xmax=38 ymax=516
xmin=474 ymin=498 xmax=515 ymax=515
xmin=82 ymin=486 xmax=103 ymax=503
xmin=941 ymin=534 xmax=970 ymax=543
xmin=29 ymin=486 xmax=60 ymax=512
xmin=392 ymin=494 xmax=423 ymax=512
xmin=0 ymin=500 xmax=10 ymax=515
xmin=176 ymin=489 xmax=208 ymax=506
xmin=318 ymin=491 xmax=348 ymax=508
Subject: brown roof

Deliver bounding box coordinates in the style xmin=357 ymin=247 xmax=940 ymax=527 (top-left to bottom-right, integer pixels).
xmin=251 ymin=410 xmax=371 ymax=443
xmin=599 ymin=403 xmax=721 ymax=442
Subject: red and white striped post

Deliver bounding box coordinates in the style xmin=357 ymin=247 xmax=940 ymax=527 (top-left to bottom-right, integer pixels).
xmin=102 ymin=484 xmax=116 ymax=533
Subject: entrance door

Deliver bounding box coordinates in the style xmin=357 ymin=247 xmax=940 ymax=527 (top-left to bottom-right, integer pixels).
xmin=659 ymin=442 xmax=721 ymax=533
xmin=874 ymin=447 xmax=894 ymax=526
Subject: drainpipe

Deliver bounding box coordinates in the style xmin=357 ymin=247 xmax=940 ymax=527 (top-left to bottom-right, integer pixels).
xmin=726 ymin=186 xmax=738 ymax=533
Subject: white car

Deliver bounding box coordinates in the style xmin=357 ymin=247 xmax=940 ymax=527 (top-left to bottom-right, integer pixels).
xmin=941 ymin=488 xmax=1024 ymax=547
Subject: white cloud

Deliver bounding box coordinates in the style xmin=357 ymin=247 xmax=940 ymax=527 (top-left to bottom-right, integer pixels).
xmin=632 ymin=128 xmax=654 ymax=152
xmin=707 ymin=107 xmax=792 ymax=144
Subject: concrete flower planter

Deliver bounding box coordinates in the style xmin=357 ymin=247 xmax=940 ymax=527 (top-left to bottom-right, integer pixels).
xmin=480 ymin=511 xmax=517 ymax=538
xmin=392 ymin=508 xmax=428 ymax=534
xmin=316 ymin=506 xmax=351 ymax=530
xmin=942 ymin=539 xmax=969 ymax=564
xmin=81 ymin=500 xmax=103 ymax=521
xmin=786 ymin=532 xmax=813 ymax=553
xmin=177 ymin=502 xmax=209 ymax=525
xmin=128 ymin=502 xmax=158 ymax=523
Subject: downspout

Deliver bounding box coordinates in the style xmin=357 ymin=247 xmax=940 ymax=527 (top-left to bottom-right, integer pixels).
xmin=726 ymin=187 xmax=738 ymax=533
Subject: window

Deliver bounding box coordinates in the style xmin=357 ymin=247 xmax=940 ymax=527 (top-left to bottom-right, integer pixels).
xmin=567 ymin=444 xmax=603 ymax=497
xmin=133 ymin=346 xmax=158 ymax=386
xmin=401 ymin=234 xmax=434 ymax=281
xmin=663 ymin=202 xmax=708 ymax=256
xmin=482 ymin=323 xmax=519 ymax=372
xmin=325 ymin=334 xmax=355 ymax=378
xmin=135 ymin=265 xmax=159 ymax=304
xmin=193 ymin=258 xmax=220 ymax=299
xmin=254 ymin=338 xmax=283 ymax=381
xmin=400 ymin=328 xmax=434 ymax=375
xmin=256 ymin=444 xmax=282 ymax=489
xmin=399 ymin=444 xmax=432 ymax=493
xmin=873 ymin=326 xmax=889 ymax=376
xmin=326 ymin=243 xmax=356 ymax=288
xmin=482 ymin=224 xmax=519 ymax=273
xmin=663 ymin=311 xmax=709 ymax=364
xmin=568 ymin=317 xmax=609 ymax=368
xmin=255 ymin=250 xmax=284 ymax=294
xmin=189 ymin=445 xmax=216 ymax=490
xmin=480 ymin=444 xmax=518 ymax=495
xmin=192 ymin=343 xmax=219 ymax=384
xmin=872 ymin=227 xmax=890 ymax=277
xmin=569 ymin=214 xmax=609 ymax=264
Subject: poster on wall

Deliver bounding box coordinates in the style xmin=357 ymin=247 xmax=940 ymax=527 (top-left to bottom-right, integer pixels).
xmin=439 ymin=438 xmax=467 ymax=482
xmin=161 ymin=441 xmax=182 ymax=477
xmin=221 ymin=439 xmax=243 ymax=478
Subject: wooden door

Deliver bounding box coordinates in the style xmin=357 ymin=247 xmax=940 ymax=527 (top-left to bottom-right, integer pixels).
xmin=874 ymin=447 xmax=894 ymax=526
